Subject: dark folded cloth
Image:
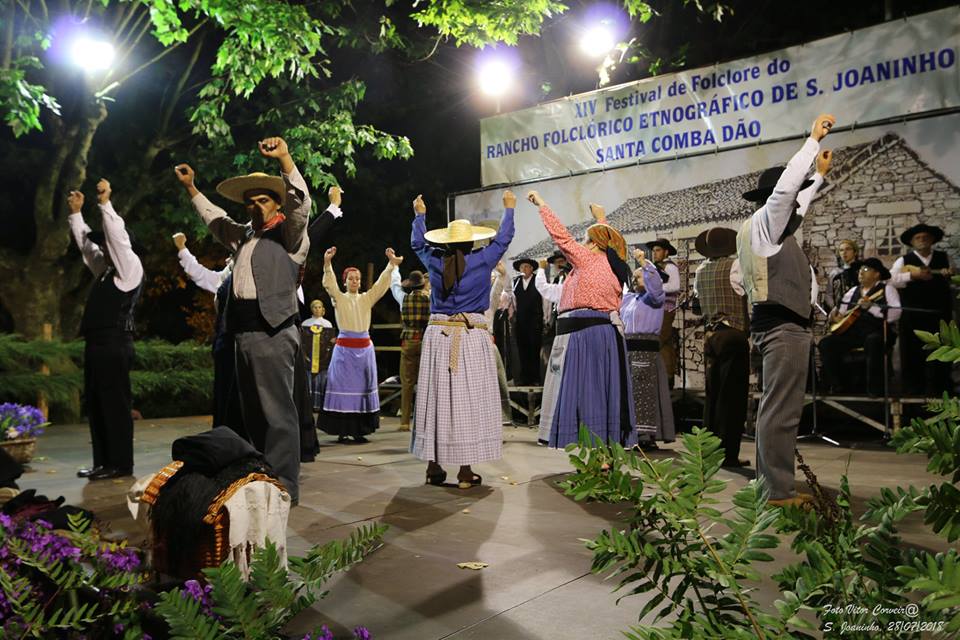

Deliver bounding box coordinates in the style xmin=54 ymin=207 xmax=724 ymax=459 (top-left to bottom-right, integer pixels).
xmin=172 ymin=426 xmax=263 ymax=476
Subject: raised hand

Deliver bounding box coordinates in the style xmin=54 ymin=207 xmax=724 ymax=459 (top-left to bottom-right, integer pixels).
xmin=386 ymin=247 xmax=404 ymax=266
xmin=96 ymin=179 xmax=111 ymax=205
xmin=495 ymin=261 xmax=506 ymax=276
xmin=538 ymin=258 xmax=548 ymax=270
xmin=503 ymin=190 xmax=516 ymax=209
xmin=174 ymin=164 xmax=195 ymax=188
xmin=67 ymin=190 xmax=84 ymax=213
xmin=258 ymin=137 xmax=290 ymax=159
xmin=633 ymin=247 xmax=647 ymax=266
xmin=172 ymin=232 xmax=187 ymax=251
xmin=324 ymin=246 xmax=337 ymax=264
xmin=811 ymin=114 xmax=836 ymax=142
xmin=413 ymin=194 xmax=426 ymax=215
xmin=526 ymin=190 xmax=545 ymax=207
xmin=816 ymin=149 xmax=832 ymax=176
xmin=328 ymin=186 xmax=343 ymax=207
xmin=589 ymin=203 xmax=606 ymax=223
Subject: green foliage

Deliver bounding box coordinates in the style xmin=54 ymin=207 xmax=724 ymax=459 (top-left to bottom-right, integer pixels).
xmin=0 ymin=334 xmax=213 ymax=411
xmin=411 ymin=0 xmax=567 ymax=47
xmin=564 ymin=407 xmax=960 ymax=638
xmin=154 ymin=523 xmax=387 ymax=639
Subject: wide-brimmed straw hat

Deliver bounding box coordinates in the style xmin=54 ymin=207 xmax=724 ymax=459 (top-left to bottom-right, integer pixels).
xmin=900 ymin=223 xmax=944 ymax=246
xmin=695 ymin=227 xmax=738 ymax=259
xmin=423 ymin=219 xmax=495 ymax=244
xmin=216 ymin=172 xmax=286 ymax=205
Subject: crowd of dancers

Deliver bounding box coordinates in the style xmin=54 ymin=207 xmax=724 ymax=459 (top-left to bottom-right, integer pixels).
xmin=68 ymin=113 xmax=954 ymax=509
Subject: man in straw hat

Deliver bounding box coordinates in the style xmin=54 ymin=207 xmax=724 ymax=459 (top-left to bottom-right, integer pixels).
xmin=891 ymin=223 xmax=954 ymax=396
xmin=174 ymin=137 xmax=336 ymax=505
xmin=736 ymin=113 xmax=835 ymax=508
xmin=694 ymin=227 xmax=749 ymax=468
xmin=68 ymin=179 xmax=145 ymax=481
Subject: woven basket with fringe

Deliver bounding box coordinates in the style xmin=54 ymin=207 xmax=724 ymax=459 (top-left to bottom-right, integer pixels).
xmin=0 ymin=438 xmax=37 ymax=464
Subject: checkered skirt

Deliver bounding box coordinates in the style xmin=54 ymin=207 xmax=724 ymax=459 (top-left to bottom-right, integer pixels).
xmin=411 ymin=313 xmax=502 ymax=465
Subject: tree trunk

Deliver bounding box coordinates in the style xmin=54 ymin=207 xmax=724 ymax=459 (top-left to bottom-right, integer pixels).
xmin=0 ymin=100 xmax=108 ymax=338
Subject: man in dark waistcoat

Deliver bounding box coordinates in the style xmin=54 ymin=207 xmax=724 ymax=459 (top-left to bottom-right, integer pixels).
xmin=512 ymin=257 xmax=544 ymax=385
xmin=175 ymin=137 xmax=322 ymax=505
xmin=891 ymin=224 xmax=954 ymax=396
xmin=68 ymin=180 xmax=144 ymax=481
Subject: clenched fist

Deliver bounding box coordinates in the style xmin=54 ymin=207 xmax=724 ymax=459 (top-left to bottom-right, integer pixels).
xmin=172 ymin=232 xmax=187 ymax=251
xmin=633 ymin=247 xmax=647 ymax=266
xmin=413 ymin=194 xmax=426 ymax=215
xmin=67 ymin=190 xmax=84 ymax=213
xmin=503 ymin=190 xmax=516 ymax=209
xmin=588 ymin=203 xmax=606 ymax=223
xmin=324 ymin=246 xmax=337 ymax=264
xmin=328 ymin=186 xmax=343 ymax=207
xmin=174 ymin=164 xmax=195 ymax=188
xmin=816 ymin=149 xmax=832 ymax=176
xmin=96 ymin=179 xmax=111 ymax=205
xmin=811 ymin=114 xmax=836 ymax=142
xmin=526 ymin=191 xmax=545 ymax=207
xmin=258 ymin=137 xmax=290 ymax=159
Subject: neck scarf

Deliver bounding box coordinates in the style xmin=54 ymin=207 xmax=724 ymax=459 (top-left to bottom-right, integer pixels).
xmin=254 ymin=212 xmax=286 ymax=233
xmin=441 ymin=250 xmax=467 ymax=299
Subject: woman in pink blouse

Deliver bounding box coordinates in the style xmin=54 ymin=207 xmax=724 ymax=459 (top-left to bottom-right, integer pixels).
xmin=527 ymin=191 xmax=636 ymax=449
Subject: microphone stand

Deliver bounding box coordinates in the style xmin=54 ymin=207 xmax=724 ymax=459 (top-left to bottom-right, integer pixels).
xmin=798 ymin=299 xmax=840 ymax=446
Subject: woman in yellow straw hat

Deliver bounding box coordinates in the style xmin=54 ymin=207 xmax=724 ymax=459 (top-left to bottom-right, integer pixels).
xmin=410 ymin=192 xmax=515 ymax=489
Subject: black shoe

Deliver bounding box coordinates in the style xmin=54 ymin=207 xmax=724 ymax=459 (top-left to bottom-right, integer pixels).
xmin=87 ymin=467 xmax=133 ymax=481
xmin=77 ymin=466 xmax=103 ymax=478
xmin=722 ymin=459 xmax=751 ymax=469
xmin=352 ymin=435 xmax=369 ymax=443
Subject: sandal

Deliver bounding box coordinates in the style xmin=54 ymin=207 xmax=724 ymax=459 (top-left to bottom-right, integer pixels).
xmin=457 ymin=473 xmax=482 ymax=490
xmin=426 ymin=470 xmax=447 ymax=486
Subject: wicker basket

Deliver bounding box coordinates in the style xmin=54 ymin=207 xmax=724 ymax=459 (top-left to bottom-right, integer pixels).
xmin=0 ymin=438 xmax=37 ymax=464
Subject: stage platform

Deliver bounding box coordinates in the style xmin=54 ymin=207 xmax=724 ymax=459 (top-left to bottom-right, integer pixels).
xmin=18 ymin=416 xmax=949 ymax=639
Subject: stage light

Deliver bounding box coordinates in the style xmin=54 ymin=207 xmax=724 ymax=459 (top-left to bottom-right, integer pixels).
xmin=477 ymin=59 xmax=513 ymax=97
xmin=580 ymin=25 xmax=615 ymax=58
xmin=69 ymin=36 xmax=115 ymax=72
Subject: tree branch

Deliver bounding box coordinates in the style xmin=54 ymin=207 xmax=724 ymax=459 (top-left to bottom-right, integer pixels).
xmin=106 ymin=18 xmax=209 ymax=93
xmin=161 ymin=32 xmax=205 ymax=134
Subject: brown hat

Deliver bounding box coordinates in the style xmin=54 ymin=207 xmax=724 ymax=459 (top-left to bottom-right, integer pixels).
xmin=401 ymin=270 xmax=426 ymax=291
xmin=695 ymin=227 xmax=738 ymax=259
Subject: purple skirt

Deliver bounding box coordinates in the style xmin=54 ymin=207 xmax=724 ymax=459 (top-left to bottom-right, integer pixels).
xmin=547 ymin=309 xmax=636 ymax=449
xmin=322 ymin=331 xmax=380 ymax=414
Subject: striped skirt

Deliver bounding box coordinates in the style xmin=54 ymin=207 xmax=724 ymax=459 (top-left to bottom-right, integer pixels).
xmin=626 ymin=332 xmax=675 ymax=442
xmin=411 ymin=313 xmax=502 ymax=465
xmin=544 ymin=309 xmax=636 ymax=449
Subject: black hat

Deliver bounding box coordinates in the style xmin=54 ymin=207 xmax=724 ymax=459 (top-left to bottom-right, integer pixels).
xmin=401 ymin=270 xmax=426 ymax=291
xmin=87 ymin=230 xmax=146 ymax=255
xmin=512 ymin=257 xmax=538 ymax=271
xmin=900 ymin=223 xmax=944 ymax=246
xmin=546 ymin=250 xmax=567 ymax=264
xmin=694 ymin=227 xmax=738 ymax=259
xmin=647 ymin=238 xmax=677 ymax=256
xmin=742 ymin=166 xmax=814 ymax=203
xmin=859 ymin=257 xmax=891 ymax=281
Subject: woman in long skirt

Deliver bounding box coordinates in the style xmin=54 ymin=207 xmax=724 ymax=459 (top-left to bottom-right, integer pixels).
xmin=320 ymin=247 xmax=401 ymax=442
xmin=410 ymin=192 xmax=515 ymax=488
xmin=527 ymin=192 xmax=635 ymax=449
xmin=620 ymin=249 xmax=676 ymax=448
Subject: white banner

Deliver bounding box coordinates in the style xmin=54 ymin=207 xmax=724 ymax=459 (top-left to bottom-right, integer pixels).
xmin=480 ymin=7 xmax=960 ymax=186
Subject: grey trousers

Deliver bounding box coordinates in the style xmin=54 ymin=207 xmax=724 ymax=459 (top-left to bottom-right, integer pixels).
xmin=752 ymin=322 xmax=810 ymax=500
xmin=235 ymin=325 xmax=300 ymax=501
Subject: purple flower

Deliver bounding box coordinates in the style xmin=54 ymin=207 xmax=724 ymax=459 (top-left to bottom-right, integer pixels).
xmin=310 ymin=625 xmax=333 ymax=640
xmin=353 ymin=626 xmax=372 ymax=640
xmin=97 ymin=545 xmax=141 ymax=572
xmin=0 ymin=403 xmax=48 ymax=440
xmin=113 ymin=622 xmax=125 ymax=634
xmin=181 ymin=579 xmax=215 ymax=617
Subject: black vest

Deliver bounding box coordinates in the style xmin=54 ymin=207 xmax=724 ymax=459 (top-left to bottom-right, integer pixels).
xmin=901 ymin=251 xmax=951 ymax=319
xmin=513 ymin=276 xmax=543 ymax=327
xmin=80 ymin=267 xmax=143 ymax=336
xmin=230 ymin=224 xmax=301 ymax=331
xmin=847 ymin=283 xmax=885 ymax=336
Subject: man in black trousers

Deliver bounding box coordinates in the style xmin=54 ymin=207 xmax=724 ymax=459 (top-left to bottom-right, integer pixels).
xmin=512 ymin=257 xmax=544 ymax=385
xmin=68 ymin=179 xmax=144 ymax=481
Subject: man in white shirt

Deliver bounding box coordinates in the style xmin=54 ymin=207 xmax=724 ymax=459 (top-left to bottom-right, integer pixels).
xmin=818 ymin=258 xmax=901 ymax=396
xmin=68 ymin=180 xmax=144 ymax=481
xmin=737 ymin=113 xmax=835 ymax=508
xmin=650 ymin=239 xmax=681 ymax=386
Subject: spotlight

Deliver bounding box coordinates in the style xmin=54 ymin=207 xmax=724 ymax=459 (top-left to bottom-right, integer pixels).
xmin=579 ymin=25 xmax=615 ymax=58
xmin=477 ymin=59 xmax=513 ymax=97
xmin=69 ymin=36 xmax=115 ymax=72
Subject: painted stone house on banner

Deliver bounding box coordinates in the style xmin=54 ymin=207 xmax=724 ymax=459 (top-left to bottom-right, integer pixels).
xmin=514 ymin=133 xmax=959 ymax=388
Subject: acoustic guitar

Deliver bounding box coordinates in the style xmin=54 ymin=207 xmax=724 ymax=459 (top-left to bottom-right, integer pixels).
xmin=900 ymin=265 xmax=954 ymax=277
xmin=828 ymin=289 xmax=886 ymax=335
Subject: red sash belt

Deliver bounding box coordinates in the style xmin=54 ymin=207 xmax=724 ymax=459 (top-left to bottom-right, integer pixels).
xmin=336 ymin=336 xmax=372 ymax=348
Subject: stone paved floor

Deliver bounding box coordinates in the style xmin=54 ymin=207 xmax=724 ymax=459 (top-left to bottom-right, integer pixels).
xmin=17 ymin=415 xmax=947 ymax=639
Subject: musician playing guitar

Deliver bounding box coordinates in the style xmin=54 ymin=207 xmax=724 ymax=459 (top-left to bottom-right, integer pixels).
xmin=818 ymin=257 xmax=900 ymax=396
